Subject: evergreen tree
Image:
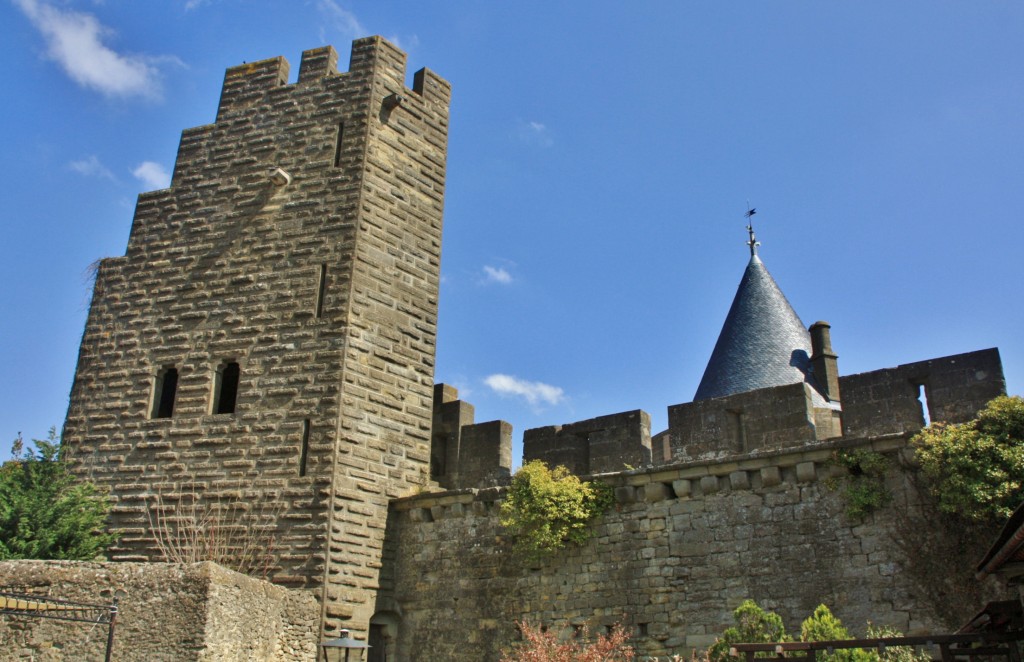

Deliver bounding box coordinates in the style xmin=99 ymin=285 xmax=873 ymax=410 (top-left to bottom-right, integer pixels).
xmin=0 ymin=429 xmax=116 ymax=560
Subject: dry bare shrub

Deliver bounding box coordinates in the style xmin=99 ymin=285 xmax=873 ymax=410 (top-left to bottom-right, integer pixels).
xmin=146 ymin=485 xmax=283 ymax=579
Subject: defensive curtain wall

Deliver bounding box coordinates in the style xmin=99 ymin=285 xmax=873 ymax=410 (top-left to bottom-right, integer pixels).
xmin=374 ymin=348 xmax=1007 ymax=660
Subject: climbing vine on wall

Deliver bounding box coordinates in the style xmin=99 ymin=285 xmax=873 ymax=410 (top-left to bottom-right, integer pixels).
xmin=499 ymin=460 xmax=613 ymax=561
xmin=827 ymin=449 xmax=892 ymax=520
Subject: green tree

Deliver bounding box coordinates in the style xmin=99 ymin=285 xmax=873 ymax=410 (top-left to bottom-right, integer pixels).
xmin=0 ymin=429 xmax=116 ymax=560
xmin=707 ymin=600 xmax=790 ymax=662
xmin=499 ymin=460 xmax=612 ymax=560
xmin=912 ymin=395 xmax=1024 ymax=521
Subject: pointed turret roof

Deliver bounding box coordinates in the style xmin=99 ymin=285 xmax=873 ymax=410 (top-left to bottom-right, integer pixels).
xmin=694 ymin=252 xmax=815 ymax=401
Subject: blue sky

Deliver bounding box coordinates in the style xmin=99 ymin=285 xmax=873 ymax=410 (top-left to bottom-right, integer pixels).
xmin=3 ymin=1 xmax=1022 ymax=464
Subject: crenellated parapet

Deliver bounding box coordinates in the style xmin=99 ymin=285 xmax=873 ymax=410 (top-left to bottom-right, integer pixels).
xmin=523 ymin=410 xmax=652 ymax=475
xmin=839 ymin=348 xmax=1004 ymax=437
xmin=430 ymin=384 xmax=512 ymax=489
xmin=664 ymin=348 xmax=1004 ymax=464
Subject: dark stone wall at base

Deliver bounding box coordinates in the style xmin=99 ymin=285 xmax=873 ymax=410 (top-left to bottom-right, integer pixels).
xmin=378 ymin=436 xmax=955 ymax=661
xmin=0 ymin=561 xmax=318 ymax=662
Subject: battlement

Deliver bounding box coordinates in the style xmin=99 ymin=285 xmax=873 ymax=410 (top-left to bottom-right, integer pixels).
xmin=667 ymin=382 xmax=832 ymax=463
xmin=216 ymin=36 xmax=451 ymax=121
xmin=430 ymin=384 xmax=512 ymax=489
xmin=397 ymin=431 xmax=912 ymax=520
xmin=840 ymin=348 xmax=1004 ymax=437
xmin=523 ymin=410 xmax=652 ymax=475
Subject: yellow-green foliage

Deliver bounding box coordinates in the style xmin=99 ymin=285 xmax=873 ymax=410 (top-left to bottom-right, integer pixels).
xmin=866 ymin=624 xmax=931 ymax=662
xmin=913 ymin=395 xmax=1024 ymax=521
xmin=708 ymin=602 xmax=928 ymax=662
xmin=499 ymin=461 xmax=612 ymax=560
xmin=800 ymin=605 xmax=874 ymax=662
xmin=707 ymin=600 xmax=790 ymax=662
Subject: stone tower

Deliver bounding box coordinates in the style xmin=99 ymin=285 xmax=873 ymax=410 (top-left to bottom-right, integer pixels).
xmin=62 ymin=37 xmax=451 ymax=638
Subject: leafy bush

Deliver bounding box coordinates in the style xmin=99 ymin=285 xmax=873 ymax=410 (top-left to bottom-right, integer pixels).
xmin=800 ymin=605 xmax=874 ymax=662
xmin=501 ymin=621 xmax=635 ymax=662
xmin=707 ymin=600 xmax=790 ymax=662
xmin=865 ymin=624 xmax=931 ymax=662
xmin=499 ymin=461 xmax=613 ymax=560
xmin=709 ymin=602 xmax=930 ymax=662
xmin=0 ymin=429 xmax=116 ymax=560
xmin=912 ymin=395 xmax=1024 ymax=521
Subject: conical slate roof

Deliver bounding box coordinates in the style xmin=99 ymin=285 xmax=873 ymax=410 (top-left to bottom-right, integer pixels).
xmin=694 ymin=254 xmax=814 ymax=401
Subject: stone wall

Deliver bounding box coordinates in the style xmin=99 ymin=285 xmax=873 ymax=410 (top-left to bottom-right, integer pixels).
xmin=61 ymin=36 xmax=450 ymax=639
xmin=668 ymin=382 xmax=822 ymax=462
xmin=523 ymin=410 xmax=652 ymax=475
xmin=0 ymin=561 xmax=318 ymax=661
xmin=664 ymin=348 xmax=1003 ymax=463
xmin=840 ymin=348 xmax=1004 ymax=438
xmin=430 ymin=384 xmax=512 ymax=489
xmin=376 ymin=434 xmax=946 ymax=661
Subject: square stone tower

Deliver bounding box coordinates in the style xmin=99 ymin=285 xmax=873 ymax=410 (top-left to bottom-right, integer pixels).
xmin=62 ymin=36 xmax=450 ymax=638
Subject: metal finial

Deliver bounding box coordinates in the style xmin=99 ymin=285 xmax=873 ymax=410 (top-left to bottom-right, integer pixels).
xmin=745 ymin=206 xmax=759 ymax=257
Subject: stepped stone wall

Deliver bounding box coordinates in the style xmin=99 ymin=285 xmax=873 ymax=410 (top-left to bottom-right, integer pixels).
xmin=377 ymin=434 xmax=945 ymax=661
xmin=61 ymin=36 xmax=450 ymax=639
xmin=0 ymin=561 xmax=318 ymax=662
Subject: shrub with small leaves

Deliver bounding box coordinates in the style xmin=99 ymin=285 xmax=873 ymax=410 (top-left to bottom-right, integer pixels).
xmin=913 ymin=395 xmax=1024 ymax=521
xmin=866 ymin=624 xmax=931 ymax=662
xmin=707 ymin=600 xmax=790 ymax=662
xmin=499 ymin=461 xmax=613 ymax=560
xmin=800 ymin=605 xmax=875 ymax=662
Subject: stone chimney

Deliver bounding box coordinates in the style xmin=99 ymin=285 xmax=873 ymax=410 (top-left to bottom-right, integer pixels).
xmin=810 ymin=321 xmax=840 ymax=402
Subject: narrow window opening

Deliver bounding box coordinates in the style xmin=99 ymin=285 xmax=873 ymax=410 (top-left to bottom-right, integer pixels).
xmin=151 ymin=366 xmax=178 ymax=419
xmin=333 ymin=122 xmax=345 ymax=167
xmin=915 ymin=382 xmax=931 ymax=426
xmin=299 ymin=419 xmax=311 ymax=477
xmin=315 ymin=263 xmax=328 ymax=318
xmin=213 ymin=361 xmax=240 ymax=415
xmin=637 ymin=623 xmax=649 ymax=637
xmin=572 ymin=624 xmax=583 ymax=638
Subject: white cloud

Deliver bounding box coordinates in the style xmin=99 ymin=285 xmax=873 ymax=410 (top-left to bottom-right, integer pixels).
xmin=482 ymin=265 xmax=513 ymax=285
xmin=69 ymin=155 xmax=116 ymax=182
xmin=516 ymin=119 xmax=554 ymax=148
xmin=184 ymin=0 xmax=209 ymax=10
xmin=14 ymin=0 xmax=170 ymax=100
xmin=132 ymin=161 xmax=171 ymax=190
xmin=317 ymin=0 xmax=366 ymax=38
xmin=484 ymin=374 xmax=565 ymax=407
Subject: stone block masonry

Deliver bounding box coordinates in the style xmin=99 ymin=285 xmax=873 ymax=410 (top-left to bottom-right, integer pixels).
xmin=62 ymin=36 xmax=450 ymax=640
xmin=378 ymin=433 xmax=954 ymax=661
xmin=0 ymin=561 xmax=318 ymax=661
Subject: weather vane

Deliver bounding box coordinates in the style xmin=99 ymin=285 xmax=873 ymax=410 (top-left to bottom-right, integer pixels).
xmin=745 ymin=204 xmax=760 ymax=257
